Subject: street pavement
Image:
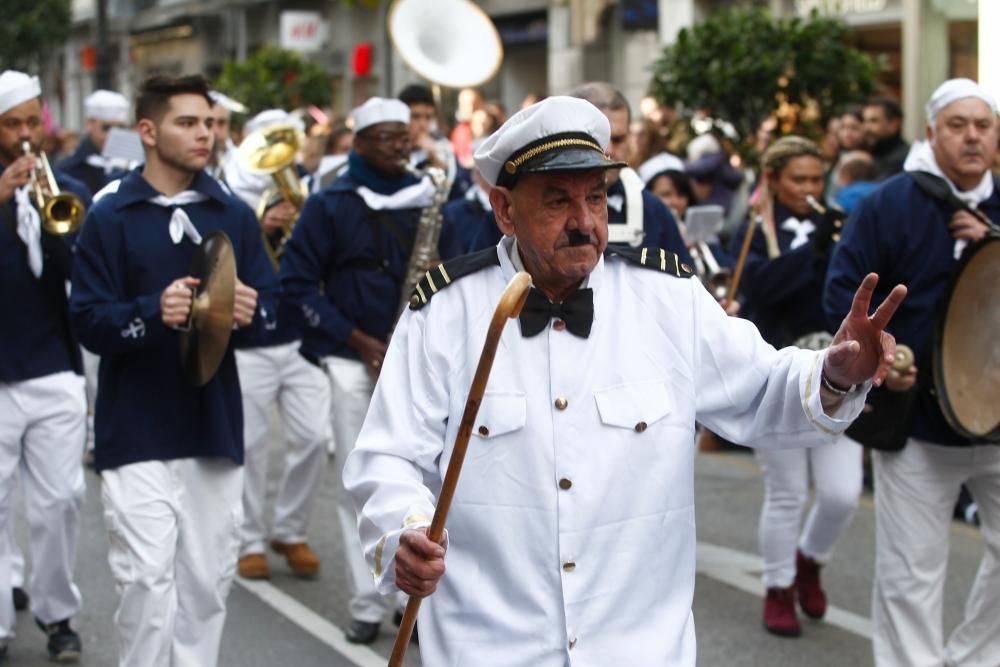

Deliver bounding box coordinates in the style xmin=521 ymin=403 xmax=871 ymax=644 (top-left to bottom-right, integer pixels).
xmin=3 ymin=443 xmax=986 ymax=666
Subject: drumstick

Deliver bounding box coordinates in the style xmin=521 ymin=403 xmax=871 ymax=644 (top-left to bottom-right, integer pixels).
xmin=388 ymin=272 xmax=532 ymax=667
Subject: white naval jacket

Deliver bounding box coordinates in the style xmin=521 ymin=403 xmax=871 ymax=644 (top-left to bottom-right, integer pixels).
xmin=343 ymin=237 xmax=867 ymax=667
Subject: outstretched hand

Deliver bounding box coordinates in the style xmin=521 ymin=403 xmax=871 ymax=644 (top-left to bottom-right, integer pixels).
xmin=825 ymin=273 xmax=907 ymax=389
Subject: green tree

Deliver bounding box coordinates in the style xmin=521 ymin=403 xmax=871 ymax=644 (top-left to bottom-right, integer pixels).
xmin=649 ymin=8 xmax=881 ymax=158
xmin=215 ymin=47 xmax=331 ymax=117
xmin=1 ymin=0 xmax=71 ymax=71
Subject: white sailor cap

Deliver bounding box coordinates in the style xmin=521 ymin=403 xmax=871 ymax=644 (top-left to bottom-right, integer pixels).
xmin=637 ymin=152 xmax=685 ymax=186
xmin=351 ymin=97 xmax=410 ymax=133
xmin=209 ymin=90 xmax=247 ymax=114
xmin=244 ymin=109 xmax=305 ymax=136
xmin=925 ymin=78 xmax=998 ymax=125
xmin=473 ymin=96 xmax=626 ymax=188
xmin=84 ymin=89 xmax=130 ymax=124
xmin=0 ymin=70 xmax=41 ymax=116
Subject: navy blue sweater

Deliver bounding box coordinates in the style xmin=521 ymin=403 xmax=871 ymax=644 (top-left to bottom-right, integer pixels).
xmin=729 ymin=202 xmax=831 ymax=347
xmin=824 ymin=172 xmax=1000 ymax=447
xmin=281 ymin=173 xmax=463 ymax=362
xmin=0 ymin=165 xmax=91 ymax=382
xmin=442 ymin=192 xmax=498 ymax=254
xmin=56 ymin=137 xmax=125 ymax=197
xmin=69 ymin=169 xmax=278 ymax=471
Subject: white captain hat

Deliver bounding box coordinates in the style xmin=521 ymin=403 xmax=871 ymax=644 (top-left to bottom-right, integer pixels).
xmin=473 ymin=96 xmax=626 ymax=188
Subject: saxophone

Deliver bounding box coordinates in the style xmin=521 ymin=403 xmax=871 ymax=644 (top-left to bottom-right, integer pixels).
xmin=396 ymin=163 xmax=451 ymax=320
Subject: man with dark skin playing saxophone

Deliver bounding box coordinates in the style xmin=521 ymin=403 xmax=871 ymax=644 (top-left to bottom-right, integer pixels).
xmin=280 ymin=97 xmax=462 ymax=644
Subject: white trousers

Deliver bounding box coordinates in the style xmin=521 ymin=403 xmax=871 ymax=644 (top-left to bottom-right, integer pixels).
xmin=756 ymin=436 xmax=862 ymax=588
xmin=236 ymin=343 xmax=331 ymax=556
xmin=0 ymin=372 xmax=86 ymax=639
xmin=872 ymin=439 xmax=1000 ymax=667
xmin=326 ymin=356 xmax=393 ymax=623
xmin=102 ymin=459 xmax=243 ymax=667
xmin=81 ymin=347 xmax=99 ymax=452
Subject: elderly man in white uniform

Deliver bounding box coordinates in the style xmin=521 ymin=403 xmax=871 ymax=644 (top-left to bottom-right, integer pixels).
xmin=344 ymin=96 xmax=906 ymax=666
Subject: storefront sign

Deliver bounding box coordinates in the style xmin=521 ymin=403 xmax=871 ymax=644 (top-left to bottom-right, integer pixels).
xmin=280 ymin=11 xmax=325 ymax=53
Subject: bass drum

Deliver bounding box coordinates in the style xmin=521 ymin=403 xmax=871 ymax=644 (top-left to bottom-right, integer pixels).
xmin=933 ymin=236 xmax=1000 ymax=441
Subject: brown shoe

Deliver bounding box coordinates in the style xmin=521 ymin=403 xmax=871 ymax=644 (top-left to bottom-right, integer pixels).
xmin=238 ymin=553 xmax=271 ymax=580
xmin=270 ymin=540 xmax=320 ymax=578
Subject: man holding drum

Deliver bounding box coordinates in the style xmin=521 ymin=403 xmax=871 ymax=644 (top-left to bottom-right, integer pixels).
xmin=825 ymin=78 xmax=1000 ymax=667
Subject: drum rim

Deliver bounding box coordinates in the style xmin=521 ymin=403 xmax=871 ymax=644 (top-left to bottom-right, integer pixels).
xmin=932 ymin=234 xmax=1000 ymax=443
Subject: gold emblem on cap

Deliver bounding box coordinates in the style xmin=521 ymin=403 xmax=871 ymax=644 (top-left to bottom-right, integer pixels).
xmin=504 ymin=161 xmax=517 ymax=175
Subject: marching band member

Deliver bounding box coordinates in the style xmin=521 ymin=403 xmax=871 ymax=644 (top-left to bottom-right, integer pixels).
xmin=70 ymin=74 xmax=277 ymax=666
xmin=570 ymin=82 xmax=692 ymax=263
xmin=281 ymin=96 xmax=461 ymax=644
xmin=826 ymin=78 xmax=1000 ymax=667
xmin=0 ymin=69 xmax=91 ymax=663
xmin=398 ymin=84 xmax=463 ymax=199
xmin=224 ymin=109 xmax=333 ymax=581
xmin=343 ymin=96 xmax=904 ymax=666
xmin=57 ymin=89 xmax=130 ymax=194
xmin=729 ymin=136 xmax=862 ymax=637
xmin=441 ymin=167 xmax=496 ymax=253
xmin=206 ymin=91 xmax=242 ymax=180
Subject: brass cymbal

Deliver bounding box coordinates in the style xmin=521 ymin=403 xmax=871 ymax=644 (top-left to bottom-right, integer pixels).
xmin=179 ymin=231 xmax=236 ymax=386
xmin=893 ymin=344 xmax=914 ymax=373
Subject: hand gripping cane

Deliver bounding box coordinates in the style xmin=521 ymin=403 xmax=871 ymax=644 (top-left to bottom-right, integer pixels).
xmin=388 ymin=272 xmax=532 ymax=666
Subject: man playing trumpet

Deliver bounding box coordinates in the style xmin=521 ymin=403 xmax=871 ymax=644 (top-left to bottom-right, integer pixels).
xmin=0 ymin=69 xmax=91 ymax=662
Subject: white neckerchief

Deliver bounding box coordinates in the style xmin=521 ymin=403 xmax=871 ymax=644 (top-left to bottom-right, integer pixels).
xmin=904 ymin=140 xmax=995 ymax=258
xmin=779 ymin=216 xmax=816 ymax=251
xmin=148 ymin=191 xmax=208 ymax=245
xmin=14 ymin=185 xmax=43 ymax=277
xmin=355 ymin=177 xmax=436 ymax=211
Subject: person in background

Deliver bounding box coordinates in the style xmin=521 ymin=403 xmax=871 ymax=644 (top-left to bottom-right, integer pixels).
xmin=57 ymin=89 xmax=130 ymax=194
xmin=863 ymin=97 xmax=909 ymax=181
xmin=832 ymin=151 xmax=878 ymax=214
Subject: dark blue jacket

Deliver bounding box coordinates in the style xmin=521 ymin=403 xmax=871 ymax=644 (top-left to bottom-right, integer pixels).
xmin=442 ymin=190 xmax=498 ymax=253
xmin=70 ymin=168 xmax=278 ymax=471
xmin=0 ymin=165 xmax=91 ymax=382
xmin=281 ymin=173 xmax=463 ymax=362
xmin=56 ymin=137 xmax=125 ymax=196
xmin=608 ymin=179 xmax=693 ymax=264
xmin=729 ymin=201 xmax=831 ymax=347
xmin=824 ymin=172 xmax=1000 ymax=447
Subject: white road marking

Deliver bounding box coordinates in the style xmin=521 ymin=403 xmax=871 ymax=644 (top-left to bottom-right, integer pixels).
xmin=696 ymin=541 xmax=873 ymax=639
xmin=235 ymin=578 xmax=387 ymax=667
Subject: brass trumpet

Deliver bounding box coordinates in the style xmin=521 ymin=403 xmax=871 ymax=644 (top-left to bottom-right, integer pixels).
xmin=22 ymin=141 xmax=85 ymax=235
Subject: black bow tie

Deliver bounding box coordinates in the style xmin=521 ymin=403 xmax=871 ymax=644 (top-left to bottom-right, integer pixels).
xmin=518 ymin=287 xmax=594 ymax=338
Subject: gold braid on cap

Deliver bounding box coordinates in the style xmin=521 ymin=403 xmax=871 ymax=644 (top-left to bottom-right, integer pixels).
xmin=498 ymin=131 xmax=608 ymax=186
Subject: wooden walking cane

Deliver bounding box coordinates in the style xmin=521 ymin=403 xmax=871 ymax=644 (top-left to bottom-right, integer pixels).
xmin=388 ymin=271 xmax=532 ymax=667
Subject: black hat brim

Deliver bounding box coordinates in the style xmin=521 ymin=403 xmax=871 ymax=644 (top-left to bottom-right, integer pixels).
xmin=519 ymin=146 xmax=627 ymax=177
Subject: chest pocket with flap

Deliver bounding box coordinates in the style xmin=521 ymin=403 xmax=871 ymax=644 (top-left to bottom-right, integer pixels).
xmin=594 ymin=381 xmax=673 ymax=432
xmin=473 ymin=392 xmax=527 ymax=439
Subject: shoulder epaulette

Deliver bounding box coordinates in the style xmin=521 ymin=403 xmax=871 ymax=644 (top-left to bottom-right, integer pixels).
xmin=605 ymin=246 xmax=695 ymax=278
xmin=408 ymin=248 xmax=502 ymax=310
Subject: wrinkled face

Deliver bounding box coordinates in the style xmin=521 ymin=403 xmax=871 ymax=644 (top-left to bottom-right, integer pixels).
xmin=863 ymin=105 xmax=899 ymax=145
xmin=408 ymin=102 xmax=436 ymax=142
xmin=837 ymin=114 xmax=863 ymax=151
xmin=928 ymin=97 xmax=997 ymax=190
xmin=650 ymin=174 xmax=688 ymax=220
xmin=86 ymin=117 xmax=128 ymax=151
xmin=138 ymin=93 xmax=215 ymax=174
xmin=768 ymin=155 xmax=824 ymax=218
xmin=354 ymin=121 xmax=410 ymax=176
xmin=0 ymin=97 xmax=43 ymax=164
xmin=491 ymin=169 xmax=609 ymax=291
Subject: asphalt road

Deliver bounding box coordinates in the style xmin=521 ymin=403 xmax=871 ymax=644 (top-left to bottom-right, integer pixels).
xmin=3 ymin=444 xmax=986 ymax=666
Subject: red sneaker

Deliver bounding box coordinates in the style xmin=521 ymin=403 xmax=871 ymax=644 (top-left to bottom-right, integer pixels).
xmin=795 ymin=550 xmax=828 ymax=620
xmin=763 ymin=586 xmax=801 ymax=637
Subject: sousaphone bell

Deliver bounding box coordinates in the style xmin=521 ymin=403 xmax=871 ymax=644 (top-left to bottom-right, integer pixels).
xmin=178 ymin=230 xmax=236 ymax=386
